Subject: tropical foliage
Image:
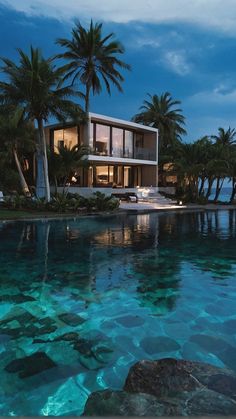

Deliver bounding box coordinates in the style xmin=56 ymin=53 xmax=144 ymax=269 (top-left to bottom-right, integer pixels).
xmin=0 ymin=105 xmax=34 ymax=194
xmin=48 ymin=143 xmax=89 ymax=192
xmin=132 ymin=92 xmax=186 ymax=151
xmin=0 ymin=47 xmax=85 ymax=201
xmin=170 ymin=129 xmax=236 ymax=203
xmin=2 ymin=192 xmax=119 ymax=213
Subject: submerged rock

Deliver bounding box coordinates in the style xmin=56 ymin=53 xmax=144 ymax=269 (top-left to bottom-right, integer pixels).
xmin=124 ymin=358 xmax=201 ymax=397
xmin=58 ymin=312 xmax=86 ymax=326
xmin=115 ymin=315 xmax=145 ymax=328
xmin=83 ymin=390 xmax=171 ymax=416
xmin=84 ymin=358 xmax=236 ymax=416
xmin=0 ymin=294 xmax=36 ymax=303
xmin=140 ymin=336 xmax=180 ymax=355
xmin=5 ymin=351 xmax=56 ymax=378
xmin=124 ymin=358 xmax=236 ymax=398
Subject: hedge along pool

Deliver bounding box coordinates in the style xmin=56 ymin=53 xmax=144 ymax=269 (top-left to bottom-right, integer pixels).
xmin=0 ymin=210 xmax=236 ymax=415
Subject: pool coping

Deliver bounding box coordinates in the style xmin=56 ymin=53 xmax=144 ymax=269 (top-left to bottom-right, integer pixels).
xmin=0 ymin=204 xmax=236 ymax=223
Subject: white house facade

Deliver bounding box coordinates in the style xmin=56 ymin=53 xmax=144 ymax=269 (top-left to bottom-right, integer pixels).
xmin=45 ymin=112 xmax=158 ymax=195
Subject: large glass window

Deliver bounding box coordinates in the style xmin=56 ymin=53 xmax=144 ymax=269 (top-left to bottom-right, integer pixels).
xmin=95 ymin=166 xmax=114 ymax=186
xmin=124 ymin=130 xmax=133 ymax=158
xmin=112 ymin=127 xmax=123 ymax=157
xmin=89 ymin=122 xmax=94 ymax=150
xmin=134 ymin=132 xmax=144 ymax=159
xmin=124 ymin=166 xmax=133 ymax=187
xmin=54 ymin=127 xmax=78 ymax=152
xmin=95 ymin=124 xmax=110 ymax=155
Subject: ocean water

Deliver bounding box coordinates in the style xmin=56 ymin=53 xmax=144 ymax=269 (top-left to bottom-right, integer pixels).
xmin=0 ymin=211 xmax=236 ymax=415
xmin=208 ymin=186 xmax=233 ymax=202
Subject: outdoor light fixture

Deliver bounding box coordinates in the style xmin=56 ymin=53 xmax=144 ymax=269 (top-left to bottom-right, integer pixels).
xmin=179 ymin=200 xmax=183 ymax=205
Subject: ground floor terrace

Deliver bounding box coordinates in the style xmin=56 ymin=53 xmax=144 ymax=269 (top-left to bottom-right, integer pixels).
xmin=54 ymin=162 xmax=158 ymax=196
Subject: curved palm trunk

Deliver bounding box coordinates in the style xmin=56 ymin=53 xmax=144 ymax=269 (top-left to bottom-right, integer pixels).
xmin=205 ymin=178 xmax=214 ymax=200
xmin=230 ymin=178 xmax=236 ymax=203
xmin=13 ymin=147 xmax=30 ymax=196
xmin=214 ymin=178 xmax=224 ymax=202
xmin=36 ymin=119 xmax=50 ymax=202
xmin=198 ymin=177 xmax=205 ymax=196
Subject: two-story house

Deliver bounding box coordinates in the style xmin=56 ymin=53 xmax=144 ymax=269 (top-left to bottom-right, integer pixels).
xmin=45 ymin=113 xmax=158 ymax=195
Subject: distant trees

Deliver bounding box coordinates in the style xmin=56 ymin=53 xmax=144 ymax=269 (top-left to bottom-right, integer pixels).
xmin=171 ymin=130 xmax=236 ymax=203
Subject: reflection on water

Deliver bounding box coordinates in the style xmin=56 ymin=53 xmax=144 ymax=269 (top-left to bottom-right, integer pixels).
xmin=0 ymin=210 xmax=236 ymax=415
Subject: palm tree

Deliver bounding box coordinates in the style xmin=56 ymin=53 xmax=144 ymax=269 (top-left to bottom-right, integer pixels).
xmin=211 ymin=127 xmax=236 ymax=146
xmin=132 ymin=92 xmax=186 ymax=151
xmin=56 ymin=20 xmax=131 ymax=113
xmin=0 ymin=106 xmax=34 ymax=195
xmin=49 ymin=144 xmax=89 ymax=193
xmin=194 ymin=136 xmax=213 ymax=196
xmin=210 ymin=127 xmax=235 ymax=201
xmin=0 ymin=47 xmax=84 ymax=201
xmin=228 ymin=149 xmax=236 ymax=203
xmin=173 ymin=142 xmax=204 ymax=201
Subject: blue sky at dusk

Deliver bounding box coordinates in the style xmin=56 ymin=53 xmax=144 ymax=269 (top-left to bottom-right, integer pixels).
xmin=1 ymin=0 xmax=236 ymax=141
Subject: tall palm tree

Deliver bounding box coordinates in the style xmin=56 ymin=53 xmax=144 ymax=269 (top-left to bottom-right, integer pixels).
xmin=228 ymin=148 xmax=236 ymax=203
xmin=194 ymin=136 xmax=213 ymax=196
xmin=173 ymin=142 xmax=204 ymax=201
xmin=0 ymin=47 xmax=84 ymax=201
xmin=0 ymin=106 xmax=34 ymax=195
xmin=132 ymin=92 xmax=186 ymax=151
xmin=211 ymin=127 xmax=236 ymax=146
xmin=56 ymin=20 xmax=131 ymax=113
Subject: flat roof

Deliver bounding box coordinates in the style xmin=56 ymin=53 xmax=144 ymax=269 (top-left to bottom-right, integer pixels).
xmin=89 ymin=112 xmax=158 ymax=133
xmin=45 ymin=112 xmax=158 ymax=133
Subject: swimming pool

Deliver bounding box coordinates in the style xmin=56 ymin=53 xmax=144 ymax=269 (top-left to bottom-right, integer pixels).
xmin=0 ymin=210 xmax=236 ymax=415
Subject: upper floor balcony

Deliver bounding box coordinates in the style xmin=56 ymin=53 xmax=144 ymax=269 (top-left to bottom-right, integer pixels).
xmin=89 ymin=119 xmax=157 ymax=162
xmin=45 ymin=113 xmax=158 ymax=163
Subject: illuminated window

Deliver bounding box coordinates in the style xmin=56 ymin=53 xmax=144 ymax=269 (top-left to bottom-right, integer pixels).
xmin=54 ymin=127 xmax=78 ymax=152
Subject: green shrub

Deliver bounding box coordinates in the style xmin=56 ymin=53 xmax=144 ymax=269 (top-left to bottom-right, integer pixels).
xmin=2 ymin=191 xmax=119 ymax=213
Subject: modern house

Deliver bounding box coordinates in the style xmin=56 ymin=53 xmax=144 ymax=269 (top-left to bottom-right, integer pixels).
xmin=45 ymin=113 xmax=158 ymax=195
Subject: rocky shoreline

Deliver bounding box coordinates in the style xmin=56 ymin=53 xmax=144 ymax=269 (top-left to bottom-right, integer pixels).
xmin=83 ymin=358 xmax=236 ymax=416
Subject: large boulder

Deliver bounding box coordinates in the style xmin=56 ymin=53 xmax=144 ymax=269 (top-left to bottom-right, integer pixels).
xmin=124 ymin=358 xmax=236 ymax=400
xmin=83 ymin=358 xmax=236 ymax=416
xmin=83 ymin=390 xmax=177 ymax=416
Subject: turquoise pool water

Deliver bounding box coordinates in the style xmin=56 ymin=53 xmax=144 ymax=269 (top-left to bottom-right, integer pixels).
xmin=1 ymin=210 xmax=236 ymax=415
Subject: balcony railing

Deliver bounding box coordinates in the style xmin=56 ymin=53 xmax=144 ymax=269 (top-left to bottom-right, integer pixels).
xmin=90 ymin=147 xmax=156 ymax=161
xmin=134 ymin=147 xmax=156 ymax=161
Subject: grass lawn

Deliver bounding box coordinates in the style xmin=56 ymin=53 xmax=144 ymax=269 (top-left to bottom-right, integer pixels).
xmin=0 ymin=208 xmax=77 ymax=220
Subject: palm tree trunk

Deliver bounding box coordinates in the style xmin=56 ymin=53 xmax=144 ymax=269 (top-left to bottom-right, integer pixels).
xmin=199 ymin=177 xmax=205 ymax=196
xmin=13 ymin=148 xmax=30 ymax=196
xmin=230 ymin=178 xmax=236 ymax=203
xmin=205 ymin=178 xmax=214 ymax=200
xmin=54 ymin=176 xmax=58 ymax=195
xmin=36 ymin=119 xmax=50 ymax=202
xmin=214 ymin=178 xmax=224 ymax=202
xmin=85 ymin=84 xmax=90 ymax=114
